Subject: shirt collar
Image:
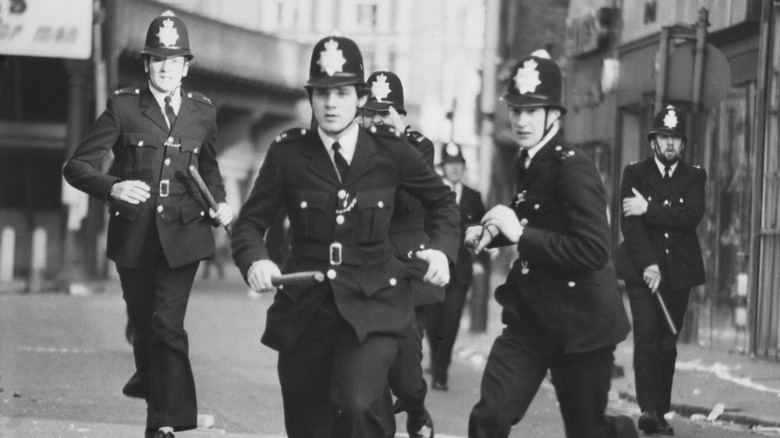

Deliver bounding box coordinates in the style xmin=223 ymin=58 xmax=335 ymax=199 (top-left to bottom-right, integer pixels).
xmin=318 ymin=121 xmax=359 ymax=164
xmin=654 ymin=156 xmax=678 ymax=176
xmin=149 ymin=84 xmax=182 ymax=113
xmin=519 ymin=123 xmax=560 ymax=162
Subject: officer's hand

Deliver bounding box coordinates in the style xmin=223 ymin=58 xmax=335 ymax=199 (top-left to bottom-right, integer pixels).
xmin=622 ymin=187 xmax=649 ymax=217
xmin=464 ymin=225 xmax=487 ymax=254
xmin=387 ymin=107 xmax=407 ymax=133
xmin=247 ymin=260 xmax=281 ymax=293
xmin=209 ymin=202 xmax=234 ymax=226
xmin=110 ymin=180 xmax=151 ymax=204
xmin=481 ymin=205 xmax=523 ymax=243
xmin=416 ymin=249 xmax=450 ymax=287
xmin=643 ymin=264 xmax=661 ymax=293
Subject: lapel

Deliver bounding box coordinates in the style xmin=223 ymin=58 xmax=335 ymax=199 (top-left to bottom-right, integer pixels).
xmin=516 ymin=140 xmax=555 ymax=192
xmin=343 ymin=128 xmax=379 ymax=186
xmin=139 ymin=88 xmax=169 ymax=133
xmin=171 ymin=91 xmax=196 ymax=135
xmin=642 ymin=158 xmax=674 ymax=196
xmin=303 ymin=132 xmax=342 ymax=188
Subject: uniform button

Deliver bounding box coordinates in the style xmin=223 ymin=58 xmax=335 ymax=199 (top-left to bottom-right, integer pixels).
xmin=134 ymin=88 xmax=140 ymax=94
xmin=648 ymin=196 xmax=653 ymax=201
xmin=114 ymin=211 xmax=119 ymax=216
xmin=568 ymin=281 xmax=576 ymax=287
xmin=300 ymin=128 xmax=307 ymax=135
xmin=680 ymin=198 xmax=684 ymax=203
xmin=389 ymin=278 xmax=397 ymax=286
xmin=157 ymin=205 xmax=163 ymax=213
xmin=327 ymin=269 xmax=336 ymax=279
xmin=164 ymin=158 xmax=171 ymax=166
xmin=194 ymin=148 xmax=198 ymax=153
xmin=168 ymin=136 xmax=174 ymax=143
xmin=520 ymin=218 xmax=529 ymax=226
xmin=200 ymin=211 xmax=205 ymax=216
xmin=534 ymin=204 xmax=540 ymax=210
xmin=336 ymin=215 xmax=345 ymax=224
xmin=419 ymin=244 xmax=425 ymax=249
xmin=137 ymin=140 xmax=144 ymax=146
xmin=300 ymin=201 xmax=308 ymax=209
xmin=370 ymin=126 xmax=377 ymax=133
xmin=664 ymin=232 xmax=669 ymax=238
xmin=338 ymin=190 xmax=347 ymax=200
xmin=377 ymin=201 xmax=384 ymax=208
xmin=666 ymin=249 xmax=670 ymax=254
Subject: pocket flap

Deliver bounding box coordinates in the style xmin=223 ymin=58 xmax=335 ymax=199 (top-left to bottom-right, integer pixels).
xmin=356 ymin=189 xmax=395 ymax=210
xmin=181 ymin=201 xmax=207 ymax=223
xmin=290 ymin=191 xmax=330 ymax=211
xmin=180 ymin=138 xmax=202 ymax=154
xmin=123 ymin=132 xmax=162 ymax=148
xmin=109 ymin=200 xmax=139 ymax=222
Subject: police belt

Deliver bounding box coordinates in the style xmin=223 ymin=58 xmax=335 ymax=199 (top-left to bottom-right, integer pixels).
xmin=145 ymin=179 xmax=190 ymax=197
xmin=291 ymin=241 xmax=393 ymax=267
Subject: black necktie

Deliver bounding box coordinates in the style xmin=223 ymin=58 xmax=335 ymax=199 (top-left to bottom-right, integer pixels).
xmin=664 ymin=165 xmax=671 ymax=179
xmin=333 ymin=142 xmax=349 ymax=182
xmin=164 ymin=95 xmax=177 ymax=131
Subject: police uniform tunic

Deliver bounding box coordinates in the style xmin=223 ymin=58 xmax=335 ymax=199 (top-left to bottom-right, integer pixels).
xmin=63 ymin=86 xmax=226 ymax=432
xmin=231 ymin=124 xmax=459 ymax=437
xmin=469 ymin=133 xmax=632 ymax=438
xmin=619 ymin=157 xmax=706 ymax=416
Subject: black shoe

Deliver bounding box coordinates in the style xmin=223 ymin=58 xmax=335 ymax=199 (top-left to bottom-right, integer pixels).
xmin=637 ymin=410 xmax=659 ymax=434
xmin=655 ymin=417 xmax=674 ymax=436
xmin=431 ymin=379 xmax=448 ymax=391
xmin=407 ymin=408 xmax=434 ymax=438
xmin=122 ymin=372 xmax=148 ymax=399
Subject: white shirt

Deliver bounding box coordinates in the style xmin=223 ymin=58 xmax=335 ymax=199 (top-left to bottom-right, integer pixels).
xmin=654 ymin=157 xmax=678 ymax=177
xmin=318 ymin=122 xmax=359 ymax=176
xmin=149 ymin=84 xmax=181 ymax=128
xmin=444 ymin=179 xmax=462 ymax=204
xmin=518 ymin=124 xmax=560 ymax=168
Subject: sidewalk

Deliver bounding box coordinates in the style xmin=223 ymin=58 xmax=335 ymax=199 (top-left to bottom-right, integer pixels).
xmin=455 ymin=297 xmax=780 ymax=433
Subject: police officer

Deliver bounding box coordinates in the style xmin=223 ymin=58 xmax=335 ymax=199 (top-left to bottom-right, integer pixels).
xmin=619 ymin=105 xmax=706 ymax=436
xmin=464 ymin=51 xmax=636 ymax=438
xmin=63 ymin=11 xmax=233 ymax=438
xmin=230 ymin=36 xmax=460 ymax=438
xmin=425 ymin=142 xmax=486 ymax=392
xmin=360 ymin=70 xmax=437 ymax=438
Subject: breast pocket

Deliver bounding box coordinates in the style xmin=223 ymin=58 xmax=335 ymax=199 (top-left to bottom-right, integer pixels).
xmin=122 ymin=133 xmax=162 ymax=179
xmin=290 ymin=191 xmax=331 ymax=239
xmin=356 ymin=189 xmax=395 ymax=242
xmin=179 ymin=138 xmax=202 ymax=169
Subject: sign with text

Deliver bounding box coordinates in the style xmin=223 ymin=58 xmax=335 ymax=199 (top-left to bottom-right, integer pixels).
xmin=0 ymin=0 xmax=92 ymax=59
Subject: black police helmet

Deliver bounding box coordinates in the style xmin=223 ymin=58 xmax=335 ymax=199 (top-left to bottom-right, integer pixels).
xmin=501 ymin=51 xmax=565 ymax=114
xmin=364 ymin=71 xmax=405 ymax=114
xmin=648 ymin=105 xmax=687 ymax=142
xmin=439 ymin=142 xmax=466 ymax=165
xmin=305 ymin=36 xmax=364 ymax=88
xmin=141 ymin=11 xmax=193 ymax=60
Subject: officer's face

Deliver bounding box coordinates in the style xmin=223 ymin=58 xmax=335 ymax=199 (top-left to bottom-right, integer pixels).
xmin=359 ymin=109 xmax=393 ymax=127
xmin=651 ymin=134 xmax=685 ymax=164
xmin=508 ymin=106 xmax=559 ymax=149
xmin=311 ymin=86 xmax=367 ymax=137
xmin=442 ymin=162 xmax=465 ymax=183
xmin=145 ymin=55 xmax=189 ymax=94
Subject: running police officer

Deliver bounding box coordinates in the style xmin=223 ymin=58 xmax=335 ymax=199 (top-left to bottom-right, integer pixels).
xmin=619 ymin=105 xmax=706 ymax=436
xmin=63 ymin=11 xmax=233 ymax=438
xmin=464 ymin=51 xmax=637 ymax=438
xmin=360 ymin=70 xmax=437 ymax=438
xmin=230 ymin=36 xmax=460 ymax=438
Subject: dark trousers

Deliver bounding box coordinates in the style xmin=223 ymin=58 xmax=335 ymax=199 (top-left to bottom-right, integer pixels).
xmin=388 ymin=306 xmax=427 ymax=412
xmin=117 ymin=259 xmax=199 ymax=432
xmin=469 ymin=324 xmax=636 ymax=438
xmin=626 ymin=283 xmax=691 ymax=415
xmin=277 ymin=293 xmax=399 ymax=438
xmin=424 ymin=281 xmax=469 ymax=384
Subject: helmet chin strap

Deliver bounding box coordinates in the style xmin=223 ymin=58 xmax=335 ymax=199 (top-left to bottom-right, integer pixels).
xmin=542 ymin=108 xmax=561 ymax=138
xmin=652 ymin=137 xmax=683 ymax=165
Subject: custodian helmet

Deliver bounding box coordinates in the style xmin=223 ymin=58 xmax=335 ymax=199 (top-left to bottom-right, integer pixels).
xmin=305 ymin=36 xmax=364 ymax=88
xmin=501 ymin=51 xmax=565 ymax=114
xmin=141 ymin=10 xmax=193 ymax=60
xmin=648 ymin=105 xmax=688 ymax=142
xmin=364 ymin=71 xmax=406 ymax=114
xmin=439 ymin=142 xmax=466 ymax=165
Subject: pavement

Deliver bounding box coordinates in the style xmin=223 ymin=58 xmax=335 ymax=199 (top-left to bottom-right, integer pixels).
xmin=3 ymin=266 xmax=780 ymax=436
xmin=454 ymin=288 xmax=780 ymax=435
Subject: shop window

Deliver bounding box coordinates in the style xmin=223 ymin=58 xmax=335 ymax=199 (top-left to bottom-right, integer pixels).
xmin=0 ymin=149 xmax=64 ymax=210
xmin=0 ymin=57 xmax=68 ymax=122
xmin=357 ymin=3 xmax=378 ymax=30
xmin=644 ymin=1 xmax=657 ymax=25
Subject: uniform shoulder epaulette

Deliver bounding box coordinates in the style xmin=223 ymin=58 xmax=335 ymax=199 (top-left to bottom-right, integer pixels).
xmin=367 ymin=124 xmax=403 ymax=139
xmin=553 ymin=144 xmax=576 ymax=162
xmin=186 ymin=91 xmax=214 ymax=107
xmin=405 ymin=130 xmax=428 ymax=144
xmin=112 ymin=87 xmax=141 ymax=97
xmin=273 ymin=128 xmax=309 ymax=144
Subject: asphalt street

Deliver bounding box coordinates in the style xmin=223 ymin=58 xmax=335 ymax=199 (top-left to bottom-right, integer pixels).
xmin=0 ymin=270 xmax=765 ymax=437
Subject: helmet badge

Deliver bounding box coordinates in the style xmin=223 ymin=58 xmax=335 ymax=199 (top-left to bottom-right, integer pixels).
xmin=514 ymin=58 xmax=542 ymax=94
xmin=157 ymin=18 xmax=180 ymax=48
xmin=445 ymin=143 xmax=460 ymax=156
xmin=371 ymin=74 xmax=392 ymax=101
xmin=318 ymin=39 xmax=347 ymax=76
xmin=663 ymin=109 xmax=679 ymax=129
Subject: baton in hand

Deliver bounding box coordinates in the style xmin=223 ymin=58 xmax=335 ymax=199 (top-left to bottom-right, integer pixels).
xmin=271 ymin=271 xmax=325 ymax=287
xmin=187 ymin=165 xmax=232 ymax=234
xmin=652 ymin=289 xmax=678 ymax=337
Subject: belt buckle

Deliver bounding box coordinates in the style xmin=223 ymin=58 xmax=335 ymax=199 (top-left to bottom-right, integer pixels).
xmin=329 ymin=242 xmax=342 ymax=266
xmin=159 ymin=179 xmax=169 ymax=197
